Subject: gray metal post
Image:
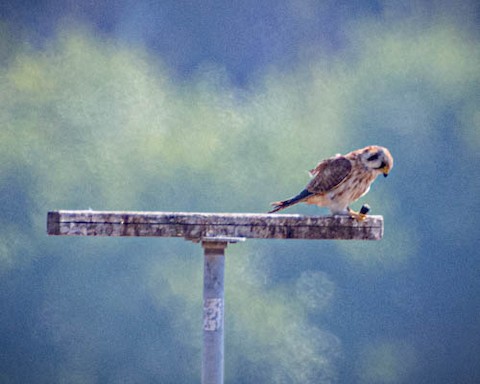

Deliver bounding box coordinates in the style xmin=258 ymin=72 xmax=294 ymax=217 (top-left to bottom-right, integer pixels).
xmin=202 ymin=240 xmax=227 ymax=384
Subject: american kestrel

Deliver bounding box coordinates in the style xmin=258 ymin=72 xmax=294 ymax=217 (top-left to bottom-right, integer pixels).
xmin=268 ymin=145 xmax=393 ymax=221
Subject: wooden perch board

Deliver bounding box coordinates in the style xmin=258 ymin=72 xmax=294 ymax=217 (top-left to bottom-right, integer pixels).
xmin=47 ymin=210 xmax=383 ymax=240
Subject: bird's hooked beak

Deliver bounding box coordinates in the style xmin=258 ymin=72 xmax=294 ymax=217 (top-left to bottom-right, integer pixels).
xmin=382 ymin=165 xmax=390 ymax=178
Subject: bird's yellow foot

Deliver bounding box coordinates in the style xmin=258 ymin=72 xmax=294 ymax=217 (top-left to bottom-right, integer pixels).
xmin=347 ymin=204 xmax=370 ymax=222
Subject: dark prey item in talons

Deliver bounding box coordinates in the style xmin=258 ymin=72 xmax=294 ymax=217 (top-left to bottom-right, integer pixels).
xmin=360 ymin=204 xmax=371 ymax=215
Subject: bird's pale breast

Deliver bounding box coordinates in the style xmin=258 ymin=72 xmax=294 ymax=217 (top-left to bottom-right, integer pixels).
xmin=305 ymin=169 xmax=376 ymax=212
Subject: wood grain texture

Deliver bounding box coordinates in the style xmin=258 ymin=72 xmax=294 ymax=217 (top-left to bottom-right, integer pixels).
xmin=47 ymin=210 xmax=383 ymax=240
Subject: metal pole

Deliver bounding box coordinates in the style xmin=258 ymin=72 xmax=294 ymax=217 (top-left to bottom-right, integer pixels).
xmin=202 ymin=240 xmax=227 ymax=384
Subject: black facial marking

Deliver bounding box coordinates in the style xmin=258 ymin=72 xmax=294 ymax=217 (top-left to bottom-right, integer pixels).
xmin=375 ymin=161 xmax=387 ymax=170
xmin=367 ymin=153 xmax=380 ymax=161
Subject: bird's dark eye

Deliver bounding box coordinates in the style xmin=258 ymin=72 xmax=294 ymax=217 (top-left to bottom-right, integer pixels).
xmin=367 ymin=153 xmax=380 ymax=161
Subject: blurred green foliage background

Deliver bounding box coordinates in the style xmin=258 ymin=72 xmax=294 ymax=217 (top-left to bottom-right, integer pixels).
xmin=1 ymin=1 xmax=480 ymax=383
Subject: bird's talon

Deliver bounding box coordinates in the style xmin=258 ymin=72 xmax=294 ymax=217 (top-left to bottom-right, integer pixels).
xmin=347 ymin=206 xmax=369 ymax=222
xmin=357 ymin=213 xmax=367 ymax=222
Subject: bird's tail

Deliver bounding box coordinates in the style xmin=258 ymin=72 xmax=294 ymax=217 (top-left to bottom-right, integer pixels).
xmin=268 ymin=189 xmax=312 ymax=213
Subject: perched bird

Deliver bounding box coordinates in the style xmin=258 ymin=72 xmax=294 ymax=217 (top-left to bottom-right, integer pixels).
xmin=268 ymin=145 xmax=393 ymax=221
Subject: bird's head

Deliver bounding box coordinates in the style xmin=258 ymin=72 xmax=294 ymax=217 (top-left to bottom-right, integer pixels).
xmin=359 ymin=146 xmax=394 ymax=177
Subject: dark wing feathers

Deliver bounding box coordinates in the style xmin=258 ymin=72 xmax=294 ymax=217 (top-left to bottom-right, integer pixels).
xmin=268 ymin=188 xmax=312 ymax=213
xmin=268 ymin=156 xmax=352 ymax=213
xmin=306 ymin=156 xmax=352 ymax=193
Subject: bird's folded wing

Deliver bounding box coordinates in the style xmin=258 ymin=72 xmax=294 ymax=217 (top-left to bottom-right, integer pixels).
xmin=307 ymin=156 xmax=352 ymax=193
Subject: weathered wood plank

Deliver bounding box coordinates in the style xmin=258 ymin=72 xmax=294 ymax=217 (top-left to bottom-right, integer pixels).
xmin=47 ymin=210 xmax=383 ymax=240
